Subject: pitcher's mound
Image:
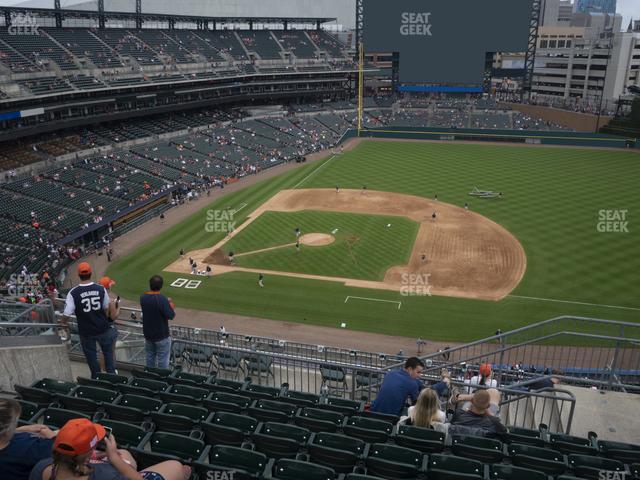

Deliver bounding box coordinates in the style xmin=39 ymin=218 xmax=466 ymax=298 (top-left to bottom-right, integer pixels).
xmin=300 ymin=233 xmax=335 ymax=247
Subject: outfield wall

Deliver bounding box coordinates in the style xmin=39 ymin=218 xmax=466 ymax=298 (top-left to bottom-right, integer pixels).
xmin=340 ymin=127 xmax=638 ymax=149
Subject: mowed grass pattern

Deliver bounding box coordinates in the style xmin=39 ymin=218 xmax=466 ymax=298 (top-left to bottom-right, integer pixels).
xmin=303 ymin=142 xmax=640 ymax=307
xmin=223 ymin=210 xmax=419 ymax=280
xmin=107 ymin=141 xmax=640 ymax=342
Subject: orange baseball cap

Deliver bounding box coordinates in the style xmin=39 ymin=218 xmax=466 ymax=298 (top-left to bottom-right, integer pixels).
xmin=99 ymin=276 xmax=116 ymax=289
xmin=479 ymin=363 xmax=492 ymax=377
xmin=77 ymin=262 xmax=92 ymax=276
xmin=53 ymin=419 xmax=106 ymax=456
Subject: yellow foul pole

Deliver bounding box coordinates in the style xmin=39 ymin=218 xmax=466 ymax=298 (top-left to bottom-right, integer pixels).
xmin=357 ymin=42 xmax=364 ymax=136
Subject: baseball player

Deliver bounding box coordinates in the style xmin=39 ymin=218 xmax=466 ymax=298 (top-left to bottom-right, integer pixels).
xmin=179 ymin=248 xmax=184 ymax=258
xmin=335 ymin=185 xmax=340 ymax=193
xmin=258 ymin=273 xmax=264 ymax=288
xmin=296 ymin=240 xmax=300 ymax=253
xmin=362 ymin=185 xmax=367 ymax=195
xmin=421 ymin=254 xmax=427 ymax=263
xmin=228 ymin=251 xmax=235 ymax=265
xmin=431 ymin=211 xmax=437 ymax=221
xmin=205 ymin=265 xmax=212 ymax=277
xmin=295 ymin=227 xmax=301 ymax=238
xmin=191 ymin=262 xmax=197 ymax=275
xmin=464 ymin=202 xmax=469 ymax=212
xmin=434 ymin=194 xmax=438 ymax=202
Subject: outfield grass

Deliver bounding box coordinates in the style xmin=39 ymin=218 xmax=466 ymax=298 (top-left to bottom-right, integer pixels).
xmin=107 ymin=141 xmax=640 ymax=342
xmin=222 ymin=210 xmax=419 ymax=280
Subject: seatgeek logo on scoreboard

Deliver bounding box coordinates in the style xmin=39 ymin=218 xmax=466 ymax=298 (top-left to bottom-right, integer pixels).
xmin=400 ymin=12 xmax=432 ymax=36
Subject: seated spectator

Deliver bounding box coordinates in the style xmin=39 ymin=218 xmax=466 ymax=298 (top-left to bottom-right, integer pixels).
xmin=30 ymin=418 xmax=190 ymax=480
xmin=370 ymin=357 xmax=425 ymax=416
xmin=0 ymin=398 xmax=57 ymax=480
xmin=526 ymin=375 xmax=561 ymax=391
xmin=450 ymin=389 xmax=506 ymax=438
xmin=401 ymin=388 xmax=446 ymax=428
xmin=464 ymin=363 xmax=498 ymax=393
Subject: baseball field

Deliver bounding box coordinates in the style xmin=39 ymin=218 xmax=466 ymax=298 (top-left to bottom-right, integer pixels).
xmin=106 ymin=140 xmax=640 ymax=342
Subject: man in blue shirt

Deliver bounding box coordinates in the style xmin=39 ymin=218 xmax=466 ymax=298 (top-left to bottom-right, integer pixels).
xmin=140 ymin=275 xmax=176 ymax=369
xmin=61 ymin=262 xmax=116 ymax=378
xmin=371 ymin=357 xmax=425 ymax=416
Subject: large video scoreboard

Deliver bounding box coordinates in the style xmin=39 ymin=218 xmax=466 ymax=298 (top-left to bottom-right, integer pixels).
xmin=363 ymin=0 xmax=534 ymax=84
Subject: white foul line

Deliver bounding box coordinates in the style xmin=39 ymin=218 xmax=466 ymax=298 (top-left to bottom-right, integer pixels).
xmin=292 ymin=154 xmax=338 ymax=189
xmin=508 ymin=295 xmax=640 ymax=312
xmin=345 ymin=296 xmax=401 ymax=310
xmin=232 ymin=203 xmax=248 ymax=214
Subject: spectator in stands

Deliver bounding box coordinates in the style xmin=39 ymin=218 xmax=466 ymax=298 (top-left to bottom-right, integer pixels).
xmin=29 ymin=418 xmax=190 ymax=480
xmin=451 ymin=389 xmax=506 ymax=438
xmin=140 ymin=275 xmax=175 ymax=369
xmin=0 ymin=398 xmax=56 ymax=480
xmin=401 ymin=387 xmax=446 ymax=427
xmin=370 ymin=357 xmax=425 ymax=416
xmin=465 ymin=363 xmax=498 ymax=393
xmin=98 ymin=276 xmax=120 ymax=373
xmin=60 ymin=262 xmax=117 ymax=379
xmin=526 ymin=375 xmax=561 ymax=391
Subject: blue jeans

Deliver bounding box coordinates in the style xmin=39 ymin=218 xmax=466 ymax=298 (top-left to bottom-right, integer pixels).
xmin=146 ymin=337 xmax=172 ymax=369
xmin=80 ymin=326 xmax=118 ymax=378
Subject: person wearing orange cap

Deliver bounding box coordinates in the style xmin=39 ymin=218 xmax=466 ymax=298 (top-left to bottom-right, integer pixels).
xmin=60 ymin=262 xmax=117 ymax=379
xmin=29 ymin=418 xmax=190 ymax=480
xmin=99 ymin=277 xmax=120 ymax=325
xmin=464 ymin=363 xmax=498 ymax=394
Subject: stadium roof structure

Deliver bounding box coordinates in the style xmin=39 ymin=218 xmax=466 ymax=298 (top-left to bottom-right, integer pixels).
xmin=1 ymin=5 xmax=337 ymax=26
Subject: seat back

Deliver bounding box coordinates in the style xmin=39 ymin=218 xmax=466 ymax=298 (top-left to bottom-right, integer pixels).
xmin=273 ymin=459 xmax=336 ymax=480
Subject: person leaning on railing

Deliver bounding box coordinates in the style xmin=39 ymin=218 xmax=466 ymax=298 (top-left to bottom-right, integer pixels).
xmin=0 ymin=398 xmax=57 ymax=480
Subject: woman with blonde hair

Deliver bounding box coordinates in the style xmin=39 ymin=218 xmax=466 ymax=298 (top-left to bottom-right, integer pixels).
xmin=405 ymin=388 xmax=446 ymax=428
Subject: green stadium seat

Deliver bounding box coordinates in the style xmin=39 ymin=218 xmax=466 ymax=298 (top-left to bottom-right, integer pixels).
xmin=17 ymin=399 xmax=42 ymax=423
xmin=549 ymin=433 xmax=598 ymax=455
xmin=95 ymin=372 xmax=129 ymax=385
xmin=294 ymin=407 xmax=344 ymax=433
xmin=598 ymin=439 xmax=640 ymax=464
xmin=428 ymin=454 xmax=484 ymax=480
xmin=168 ymin=370 xmax=212 ymax=386
xmin=272 ymin=459 xmax=337 ymax=480
xmin=38 ymin=407 xmax=90 ymax=429
xmin=14 ymin=385 xmax=56 ymax=409
xmin=59 ymin=386 xmax=119 ymax=415
xmin=131 ymin=368 xmax=164 ymax=381
xmin=127 ymin=377 xmax=168 ymax=393
xmin=252 ymin=422 xmax=311 ymax=459
xmin=150 ymin=402 xmax=207 ymax=434
xmin=507 ymin=442 xmax=567 ymax=475
xmin=31 ymin=378 xmax=76 ymax=394
xmin=204 ymin=391 xmax=251 ymax=414
xmin=159 ymin=384 xmax=208 ymax=404
xmin=366 ymin=443 xmax=425 ymax=479
xmin=395 ymin=425 xmax=445 ymax=453
xmin=279 ymin=390 xmax=321 ymax=408
xmin=242 ymin=383 xmax=281 ymax=400
xmin=103 ymin=394 xmax=162 ymax=423
xmin=201 ymin=412 xmax=258 ymax=446
xmin=319 ymin=397 xmax=364 ymax=416
xmin=205 ymin=378 xmax=245 ymax=394
xmin=247 ymin=399 xmax=297 ymax=423
xmin=359 ymin=410 xmax=400 ymax=425
xmin=145 ymin=366 xmax=174 ymax=378
xmin=195 ymin=445 xmax=268 ymax=479
xmin=504 ymin=427 xmax=546 ymax=448
xmin=451 ymin=435 xmax=504 ymax=463
xmin=343 ymin=416 xmax=393 ymax=443
xmin=97 ymin=419 xmax=150 ymax=449
xmin=77 ymin=377 xmax=114 ymax=390
xmin=489 ymin=464 xmax=548 ymax=480
xmin=630 ymin=463 xmax=639 ymax=478
xmin=344 ymin=475 xmax=385 ymax=480
xmin=132 ymin=432 xmax=204 ymax=469
xmin=308 ymin=432 xmax=366 ymax=473
xmin=567 ymin=454 xmax=625 ymax=480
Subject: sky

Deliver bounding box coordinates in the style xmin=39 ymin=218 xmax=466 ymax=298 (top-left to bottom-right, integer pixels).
xmin=0 ymin=0 xmax=637 ymax=30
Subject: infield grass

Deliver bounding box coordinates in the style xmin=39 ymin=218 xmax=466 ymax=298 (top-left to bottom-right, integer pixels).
xmin=222 ymin=210 xmax=419 ymax=280
xmin=107 ymin=140 xmax=640 ymax=342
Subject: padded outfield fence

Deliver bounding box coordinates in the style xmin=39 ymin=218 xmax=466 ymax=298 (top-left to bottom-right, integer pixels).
xmin=339 ymin=127 xmax=639 ymax=149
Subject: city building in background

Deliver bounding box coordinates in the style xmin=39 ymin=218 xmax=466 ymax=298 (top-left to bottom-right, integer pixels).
xmin=574 ymin=0 xmax=617 ymax=14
